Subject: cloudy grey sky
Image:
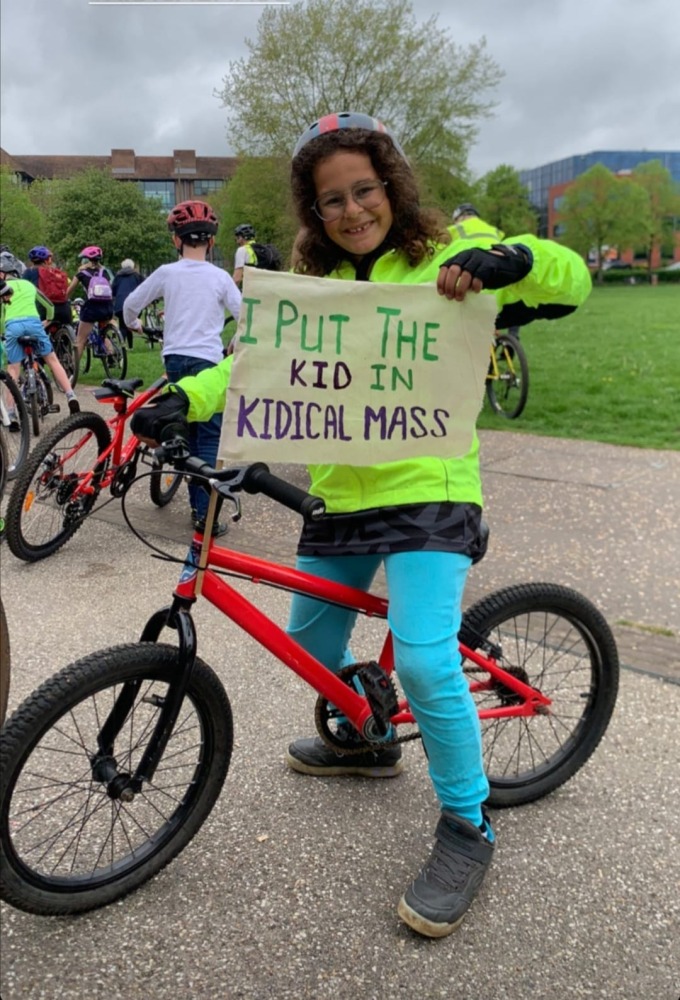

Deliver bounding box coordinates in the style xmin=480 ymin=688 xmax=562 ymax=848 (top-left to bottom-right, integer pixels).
xmin=1 ymin=0 xmax=678 ymax=177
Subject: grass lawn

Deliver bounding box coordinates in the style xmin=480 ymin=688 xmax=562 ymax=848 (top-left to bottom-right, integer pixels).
xmin=477 ymin=284 xmax=680 ymax=450
xmin=78 ymin=285 xmax=679 ymax=451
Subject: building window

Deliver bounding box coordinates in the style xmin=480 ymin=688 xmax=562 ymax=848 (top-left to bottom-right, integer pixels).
xmin=194 ymin=179 xmax=225 ymax=197
xmin=553 ymin=195 xmax=564 ymax=212
xmin=137 ymin=180 xmax=175 ymax=210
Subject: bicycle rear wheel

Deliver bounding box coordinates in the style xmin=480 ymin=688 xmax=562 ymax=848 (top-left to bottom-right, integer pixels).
xmin=5 ymin=411 xmax=111 ymax=562
xmin=0 ymin=643 xmax=233 ymax=915
xmin=460 ymin=583 xmax=619 ymax=808
xmin=28 ymin=388 xmax=40 ymax=437
xmin=52 ymin=328 xmax=77 ymax=390
xmin=101 ymin=325 xmax=128 ymax=380
xmin=486 ymin=334 xmax=529 ymax=419
xmin=0 ymin=371 xmax=30 ymax=479
xmin=149 ymin=460 xmax=183 ymax=507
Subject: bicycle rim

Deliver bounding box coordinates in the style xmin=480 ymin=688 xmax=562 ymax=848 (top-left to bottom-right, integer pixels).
xmin=460 ymin=583 xmax=619 ymax=807
xmin=149 ymin=462 xmax=183 ymax=507
xmin=486 ymin=335 xmax=529 ymax=419
xmin=5 ymin=412 xmax=111 ymax=561
xmin=101 ymin=344 xmax=127 ymax=379
xmin=0 ymin=644 xmax=232 ymax=915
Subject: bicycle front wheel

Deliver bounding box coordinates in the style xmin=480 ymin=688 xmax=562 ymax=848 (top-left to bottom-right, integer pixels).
xmin=460 ymin=583 xmax=619 ymax=808
xmin=149 ymin=460 xmax=183 ymax=507
xmin=486 ymin=334 xmax=529 ymax=419
xmin=101 ymin=326 xmax=128 ymax=380
xmin=0 ymin=597 xmax=9 ymax=727
xmin=0 ymin=643 xmax=233 ymax=915
xmin=5 ymin=411 xmax=111 ymax=562
xmin=0 ymin=371 xmax=30 ymax=479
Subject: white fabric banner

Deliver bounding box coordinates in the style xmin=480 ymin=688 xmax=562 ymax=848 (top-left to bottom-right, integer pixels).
xmin=219 ymin=270 xmax=497 ymax=466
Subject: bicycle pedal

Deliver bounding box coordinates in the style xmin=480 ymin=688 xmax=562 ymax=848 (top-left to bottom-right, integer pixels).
xmin=47 ymin=404 xmax=61 ymax=414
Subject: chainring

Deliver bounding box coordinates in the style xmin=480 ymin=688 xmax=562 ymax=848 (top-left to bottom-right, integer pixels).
xmin=314 ymin=662 xmax=421 ymax=754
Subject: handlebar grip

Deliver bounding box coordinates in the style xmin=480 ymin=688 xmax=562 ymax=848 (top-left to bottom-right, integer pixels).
xmin=242 ymin=463 xmax=326 ymax=520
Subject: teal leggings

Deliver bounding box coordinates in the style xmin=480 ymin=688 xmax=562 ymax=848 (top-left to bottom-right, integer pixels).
xmin=287 ymin=551 xmax=489 ymax=825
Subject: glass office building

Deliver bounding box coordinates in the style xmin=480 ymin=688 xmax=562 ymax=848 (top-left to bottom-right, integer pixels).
xmin=520 ymin=150 xmax=680 ymax=234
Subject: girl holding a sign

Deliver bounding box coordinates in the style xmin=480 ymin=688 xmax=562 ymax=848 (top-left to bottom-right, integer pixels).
xmin=131 ymin=111 xmax=592 ymax=939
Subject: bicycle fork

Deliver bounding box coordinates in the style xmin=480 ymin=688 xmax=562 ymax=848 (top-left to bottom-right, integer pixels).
xmin=90 ymin=598 xmax=197 ymax=800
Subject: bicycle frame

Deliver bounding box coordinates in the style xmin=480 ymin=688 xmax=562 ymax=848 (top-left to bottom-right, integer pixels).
xmin=45 ymin=375 xmax=168 ymax=501
xmin=118 ymin=528 xmax=553 ymax=789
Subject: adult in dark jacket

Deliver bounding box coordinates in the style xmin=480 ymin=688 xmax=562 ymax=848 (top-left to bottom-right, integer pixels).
xmin=112 ymin=259 xmax=143 ymax=347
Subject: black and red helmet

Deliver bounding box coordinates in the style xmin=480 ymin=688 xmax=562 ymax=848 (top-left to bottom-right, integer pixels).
xmin=167 ymin=200 xmax=218 ymax=239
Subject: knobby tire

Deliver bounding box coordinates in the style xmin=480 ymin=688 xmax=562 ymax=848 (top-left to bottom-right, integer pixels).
xmin=460 ymin=582 xmax=619 ymax=807
xmin=5 ymin=411 xmax=112 ymax=562
xmin=0 ymin=643 xmax=233 ymax=915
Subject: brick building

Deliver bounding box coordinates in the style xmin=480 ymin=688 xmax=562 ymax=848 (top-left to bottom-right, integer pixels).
xmin=0 ymin=147 xmax=238 ymax=210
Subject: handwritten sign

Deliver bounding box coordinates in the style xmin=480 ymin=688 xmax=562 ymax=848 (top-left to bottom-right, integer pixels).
xmin=219 ymin=270 xmax=497 ymax=466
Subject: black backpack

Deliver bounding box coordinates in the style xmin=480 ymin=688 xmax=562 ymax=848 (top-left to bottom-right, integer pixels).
xmin=249 ymin=242 xmax=283 ymax=272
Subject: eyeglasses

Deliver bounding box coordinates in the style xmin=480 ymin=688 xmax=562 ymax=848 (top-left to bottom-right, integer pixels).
xmin=312 ymin=179 xmax=388 ymax=222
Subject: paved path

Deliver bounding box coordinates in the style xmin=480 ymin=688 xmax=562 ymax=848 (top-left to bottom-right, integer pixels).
xmin=1 ymin=400 xmax=678 ymax=999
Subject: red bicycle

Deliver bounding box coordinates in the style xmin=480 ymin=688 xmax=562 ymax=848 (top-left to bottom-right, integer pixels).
xmin=4 ymin=376 xmax=182 ymax=561
xmin=0 ymin=448 xmax=619 ymax=915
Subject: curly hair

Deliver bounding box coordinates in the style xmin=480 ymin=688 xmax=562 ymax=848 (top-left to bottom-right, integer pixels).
xmin=290 ymin=130 xmax=448 ymax=276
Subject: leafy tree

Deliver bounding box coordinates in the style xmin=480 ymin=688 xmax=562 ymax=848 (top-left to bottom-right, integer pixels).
xmin=559 ymin=164 xmax=649 ymax=281
xmin=212 ymin=158 xmax=298 ymax=268
xmin=631 ymin=160 xmax=680 ymax=273
xmin=46 ymin=169 xmax=173 ymax=275
xmin=414 ymin=163 xmax=473 ymax=222
xmin=216 ymin=0 xmax=502 ymax=172
xmin=0 ymin=167 xmax=46 ymax=259
xmin=474 ymin=165 xmax=537 ymax=236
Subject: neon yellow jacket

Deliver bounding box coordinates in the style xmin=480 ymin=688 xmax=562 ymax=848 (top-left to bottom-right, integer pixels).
xmin=450 ymin=216 xmax=504 ymax=242
xmin=175 ymin=229 xmax=591 ymax=512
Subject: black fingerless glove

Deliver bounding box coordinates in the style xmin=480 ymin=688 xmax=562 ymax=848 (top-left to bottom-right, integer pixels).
xmin=131 ymin=386 xmax=190 ymax=443
xmin=441 ymin=243 xmax=533 ymax=289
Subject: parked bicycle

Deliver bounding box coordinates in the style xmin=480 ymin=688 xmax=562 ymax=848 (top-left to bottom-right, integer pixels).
xmin=0 ymin=365 xmax=30 ymax=479
xmin=0 ymin=444 xmax=619 ymax=915
xmin=73 ymin=319 xmax=128 ymax=386
xmin=4 ymin=376 xmax=182 ymax=562
xmin=15 ymin=334 xmax=61 ymax=436
xmin=486 ymin=331 xmax=529 ymax=420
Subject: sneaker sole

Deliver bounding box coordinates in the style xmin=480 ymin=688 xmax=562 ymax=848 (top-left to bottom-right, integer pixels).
xmin=285 ymin=751 xmax=403 ymax=778
xmin=397 ymin=895 xmax=465 ymax=938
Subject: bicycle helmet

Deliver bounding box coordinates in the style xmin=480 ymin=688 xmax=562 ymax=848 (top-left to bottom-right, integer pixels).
xmin=234 ymin=223 xmax=256 ymax=240
xmin=292 ymin=111 xmax=406 ymax=160
xmin=0 ymin=250 xmax=23 ymax=276
xmin=166 ymin=200 xmax=218 ymax=239
xmin=79 ymin=245 xmax=104 ymax=260
xmin=452 ymin=204 xmax=480 ymax=222
xmin=28 ymin=245 xmax=52 ymax=262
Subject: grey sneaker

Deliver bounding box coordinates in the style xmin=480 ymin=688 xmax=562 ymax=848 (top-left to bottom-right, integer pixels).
xmin=398 ymin=810 xmax=494 ymax=937
xmin=286 ymin=722 xmax=403 ymax=778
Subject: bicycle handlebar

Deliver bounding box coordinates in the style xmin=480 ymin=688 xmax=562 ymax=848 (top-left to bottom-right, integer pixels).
xmin=153 ymin=438 xmax=326 ymax=522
